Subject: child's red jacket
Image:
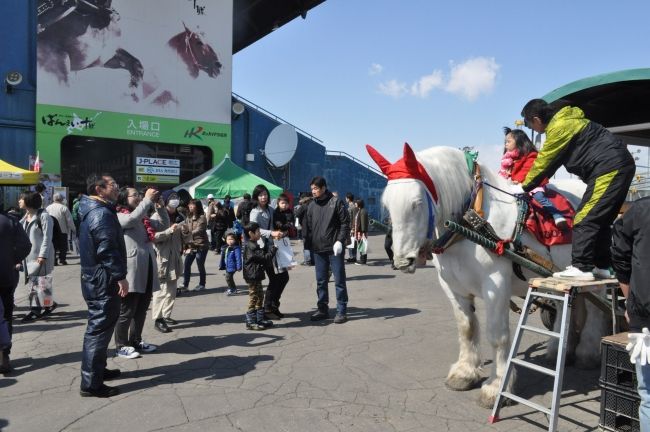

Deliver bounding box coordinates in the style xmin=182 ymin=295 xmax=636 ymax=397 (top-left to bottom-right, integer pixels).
xmin=510 ymin=151 xmax=548 ymax=186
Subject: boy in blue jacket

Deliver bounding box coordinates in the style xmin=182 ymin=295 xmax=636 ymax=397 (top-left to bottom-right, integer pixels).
xmin=219 ymin=232 xmax=242 ymax=296
xmin=242 ymin=223 xmax=276 ymax=330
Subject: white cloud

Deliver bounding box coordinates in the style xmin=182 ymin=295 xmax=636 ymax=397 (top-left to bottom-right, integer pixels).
xmin=375 ymin=56 xmax=500 ymax=102
xmin=410 ymin=70 xmax=444 ymax=98
xmin=445 ymin=57 xmax=500 ymax=101
xmin=378 ymin=79 xmax=408 ymax=98
xmin=368 ymin=63 xmax=383 ymax=75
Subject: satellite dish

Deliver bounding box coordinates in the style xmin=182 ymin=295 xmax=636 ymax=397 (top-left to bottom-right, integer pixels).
xmin=264 ymin=124 xmax=298 ymax=168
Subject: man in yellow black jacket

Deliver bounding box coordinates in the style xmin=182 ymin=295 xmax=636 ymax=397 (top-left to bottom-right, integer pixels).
xmin=519 ymin=98 xmax=635 ymax=281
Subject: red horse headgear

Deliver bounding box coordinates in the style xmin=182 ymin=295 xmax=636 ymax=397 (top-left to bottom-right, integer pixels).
xmin=366 ymin=143 xmax=438 ymax=203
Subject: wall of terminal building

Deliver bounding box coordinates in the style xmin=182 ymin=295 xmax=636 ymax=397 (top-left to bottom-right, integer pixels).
xmin=0 ymin=0 xmax=37 ymax=168
xmin=0 ymin=0 xmax=386 ymax=219
xmin=230 ymin=101 xmax=387 ymax=220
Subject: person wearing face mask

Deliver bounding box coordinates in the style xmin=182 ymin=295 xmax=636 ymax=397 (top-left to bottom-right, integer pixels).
xmin=113 ymin=186 xmax=162 ymax=360
xmin=150 ymin=190 xmax=184 ymax=333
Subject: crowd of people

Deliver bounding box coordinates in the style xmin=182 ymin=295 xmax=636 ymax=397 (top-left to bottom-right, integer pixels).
xmin=1 ymin=174 xmax=385 ymax=398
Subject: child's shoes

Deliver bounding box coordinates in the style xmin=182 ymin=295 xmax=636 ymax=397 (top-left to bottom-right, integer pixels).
xmin=553 ymin=215 xmax=569 ymax=230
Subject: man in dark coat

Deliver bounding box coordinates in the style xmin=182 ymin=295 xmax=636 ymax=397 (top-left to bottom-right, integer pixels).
xmin=303 ymin=176 xmax=350 ymax=324
xmin=78 ymin=173 xmax=128 ymax=397
xmin=611 ymin=197 xmax=650 ymax=428
xmin=0 ymin=204 xmax=31 ymax=374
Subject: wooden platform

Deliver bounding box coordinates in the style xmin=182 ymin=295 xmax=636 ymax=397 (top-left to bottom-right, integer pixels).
xmin=602 ymin=331 xmax=629 ymax=347
xmin=529 ymin=277 xmax=619 ymax=293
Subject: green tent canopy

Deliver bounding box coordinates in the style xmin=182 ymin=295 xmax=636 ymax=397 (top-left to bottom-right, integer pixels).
xmin=175 ymin=155 xmax=283 ymax=199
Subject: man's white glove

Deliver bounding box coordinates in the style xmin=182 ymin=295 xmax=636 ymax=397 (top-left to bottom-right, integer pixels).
xmin=510 ymin=184 xmax=525 ymax=195
xmin=333 ymin=241 xmax=343 ymax=256
xmin=626 ymin=327 xmax=650 ymax=365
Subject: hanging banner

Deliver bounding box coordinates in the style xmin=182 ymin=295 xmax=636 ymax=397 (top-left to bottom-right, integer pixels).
xmin=36 ymin=0 xmax=233 ymax=174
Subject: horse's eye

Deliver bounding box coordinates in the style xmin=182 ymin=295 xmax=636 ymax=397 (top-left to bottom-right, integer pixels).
xmin=412 ymin=200 xmax=422 ymax=210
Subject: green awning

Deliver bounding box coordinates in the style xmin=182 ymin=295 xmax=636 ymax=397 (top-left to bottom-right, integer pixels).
xmin=541 ymin=68 xmax=650 ymax=130
xmin=543 ymin=68 xmax=650 ymax=102
xmin=175 ymin=156 xmax=283 ymax=199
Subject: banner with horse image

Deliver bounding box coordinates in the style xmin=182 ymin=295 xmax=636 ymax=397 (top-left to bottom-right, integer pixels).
xmin=36 ymin=0 xmax=233 ymax=174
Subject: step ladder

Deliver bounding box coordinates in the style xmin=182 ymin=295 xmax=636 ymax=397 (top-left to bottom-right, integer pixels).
xmin=488 ymin=277 xmax=620 ymax=432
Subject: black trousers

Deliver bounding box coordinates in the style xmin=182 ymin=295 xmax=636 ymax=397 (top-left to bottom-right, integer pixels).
xmin=211 ymin=229 xmax=226 ymax=251
xmin=80 ymin=281 xmax=121 ymax=391
xmin=56 ymin=233 xmax=68 ymax=263
xmin=572 ymin=164 xmax=635 ymax=270
xmin=0 ymin=282 xmax=17 ymax=355
xmin=263 ymin=270 xmax=289 ymax=310
xmin=114 ymin=259 xmax=153 ymax=348
xmin=384 ymin=233 xmax=393 ymax=262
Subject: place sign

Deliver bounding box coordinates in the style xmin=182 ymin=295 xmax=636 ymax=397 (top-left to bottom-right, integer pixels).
xmin=136 ymin=166 xmax=180 ymax=176
xmin=135 ymin=157 xmax=180 ymax=167
xmin=136 ymin=174 xmax=179 ymax=184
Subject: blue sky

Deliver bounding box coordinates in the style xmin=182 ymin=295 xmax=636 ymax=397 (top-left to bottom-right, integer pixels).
xmin=233 ymin=0 xmax=650 ymax=173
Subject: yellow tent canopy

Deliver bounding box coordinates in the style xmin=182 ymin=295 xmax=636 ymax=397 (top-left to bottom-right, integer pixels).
xmin=0 ymin=159 xmax=39 ymax=185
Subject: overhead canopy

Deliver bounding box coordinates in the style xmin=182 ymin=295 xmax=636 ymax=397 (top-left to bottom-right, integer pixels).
xmin=0 ymin=159 xmax=39 ymax=185
xmin=233 ymin=0 xmax=326 ymax=53
xmin=542 ymin=68 xmax=650 ymax=142
xmin=175 ymin=156 xmax=283 ymax=199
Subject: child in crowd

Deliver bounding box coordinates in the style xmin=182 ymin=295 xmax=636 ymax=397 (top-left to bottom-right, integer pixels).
xmin=499 ymin=127 xmax=568 ymax=230
xmin=219 ymin=233 xmax=242 ymax=296
xmin=242 ymin=223 xmax=276 ymax=330
xmin=273 ymin=194 xmax=295 ymax=235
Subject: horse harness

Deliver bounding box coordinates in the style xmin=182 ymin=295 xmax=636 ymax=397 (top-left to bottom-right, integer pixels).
xmin=429 ymin=152 xmax=558 ymax=315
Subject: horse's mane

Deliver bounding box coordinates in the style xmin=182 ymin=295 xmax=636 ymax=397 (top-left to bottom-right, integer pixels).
xmin=416 ymin=147 xmax=474 ymax=231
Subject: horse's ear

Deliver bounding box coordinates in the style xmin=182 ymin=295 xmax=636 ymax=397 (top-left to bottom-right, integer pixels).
xmin=365 ymin=144 xmax=391 ymax=174
xmin=402 ymin=142 xmax=419 ymax=171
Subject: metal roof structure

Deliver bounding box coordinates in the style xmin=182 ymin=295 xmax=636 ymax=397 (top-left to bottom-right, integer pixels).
xmin=233 ymin=0 xmax=326 ymax=53
xmin=542 ymin=68 xmax=650 ymax=144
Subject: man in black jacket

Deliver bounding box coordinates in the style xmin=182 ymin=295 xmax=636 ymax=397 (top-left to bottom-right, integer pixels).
xmin=303 ymin=176 xmax=350 ymax=324
xmin=611 ymin=197 xmax=650 ymax=428
xmin=0 ymin=204 xmax=31 ymax=374
xmin=78 ymin=173 xmax=129 ymax=397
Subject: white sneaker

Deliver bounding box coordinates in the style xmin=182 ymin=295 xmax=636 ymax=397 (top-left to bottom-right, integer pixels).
xmin=194 ymin=284 xmax=205 ymax=291
xmin=552 ymin=266 xmax=595 ymax=281
xmin=553 ymin=215 xmax=568 ymax=230
xmin=136 ymin=341 xmax=157 ymax=353
xmin=593 ymin=267 xmax=613 ymax=279
xmin=116 ymin=346 xmax=141 ymax=359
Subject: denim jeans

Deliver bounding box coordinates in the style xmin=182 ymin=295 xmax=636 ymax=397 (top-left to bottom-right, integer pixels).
xmin=183 ymin=249 xmax=207 ymax=287
xmin=636 ymin=362 xmax=650 ymax=432
xmin=313 ymin=252 xmax=348 ymax=315
xmin=532 ymin=191 xmax=563 ymax=218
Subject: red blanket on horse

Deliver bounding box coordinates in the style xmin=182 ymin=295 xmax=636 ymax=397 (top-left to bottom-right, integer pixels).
xmin=525 ymin=189 xmax=575 ymax=246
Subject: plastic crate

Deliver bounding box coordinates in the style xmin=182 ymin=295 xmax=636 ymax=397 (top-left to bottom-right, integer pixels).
xmin=599 ymin=385 xmax=640 ymax=432
xmin=601 ymin=336 xmax=637 ymax=391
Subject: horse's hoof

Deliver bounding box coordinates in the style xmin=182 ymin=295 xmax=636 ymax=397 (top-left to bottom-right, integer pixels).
xmin=445 ymin=375 xmax=479 ymax=391
xmin=477 ymin=391 xmax=497 ymax=409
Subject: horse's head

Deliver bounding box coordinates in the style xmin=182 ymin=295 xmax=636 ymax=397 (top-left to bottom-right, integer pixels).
xmin=169 ymin=24 xmax=222 ymax=78
xmin=367 ymin=143 xmax=438 ymax=274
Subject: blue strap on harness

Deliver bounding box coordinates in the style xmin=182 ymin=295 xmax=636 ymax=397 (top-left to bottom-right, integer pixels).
xmin=425 ymin=191 xmax=435 ymax=240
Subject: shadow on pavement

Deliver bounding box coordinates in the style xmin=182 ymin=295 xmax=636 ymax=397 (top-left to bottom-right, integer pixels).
xmin=158 ymin=333 xmax=284 ymax=354
xmin=347 ymin=274 xmax=396 ymax=281
xmin=117 ymin=354 xmax=275 ymax=393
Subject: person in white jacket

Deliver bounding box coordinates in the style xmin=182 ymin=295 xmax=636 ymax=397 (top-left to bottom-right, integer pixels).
xmin=46 ymin=193 xmax=75 ymax=265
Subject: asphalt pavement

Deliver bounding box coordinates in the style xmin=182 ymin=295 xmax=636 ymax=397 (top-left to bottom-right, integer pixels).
xmin=1 ymin=234 xmax=603 ymax=431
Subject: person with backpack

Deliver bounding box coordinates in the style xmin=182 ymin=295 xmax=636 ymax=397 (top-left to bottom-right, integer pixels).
xmin=236 ymin=193 xmax=253 ymax=225
xmin=18 ymin=191 xmax=57 ymax=322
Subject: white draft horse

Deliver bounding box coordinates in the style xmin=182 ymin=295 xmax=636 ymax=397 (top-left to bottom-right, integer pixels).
xmin=367 ymin=143 xmax=608 ymax=408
